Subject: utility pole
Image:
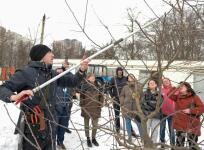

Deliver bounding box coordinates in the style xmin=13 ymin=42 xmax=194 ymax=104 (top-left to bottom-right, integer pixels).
xmin=40 ymin=14 xmax=46 ymax=44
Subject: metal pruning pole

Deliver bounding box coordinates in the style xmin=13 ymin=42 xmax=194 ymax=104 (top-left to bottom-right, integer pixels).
xmin=32 ymin=18 xmax=157 ymax=93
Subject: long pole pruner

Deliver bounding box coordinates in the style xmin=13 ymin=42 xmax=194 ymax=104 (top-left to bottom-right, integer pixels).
xmin=32 ymin=18 xmax=157 ymax=93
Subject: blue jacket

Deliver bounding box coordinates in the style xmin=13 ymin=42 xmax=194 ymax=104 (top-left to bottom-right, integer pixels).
xmin=55 ymin=72 xmax=73 ymax=113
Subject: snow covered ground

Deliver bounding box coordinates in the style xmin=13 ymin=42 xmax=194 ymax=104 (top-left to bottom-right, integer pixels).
xmin=0 ymin=101 xmax=19 ymax=150
xmin=0 ymin=100 xmax=127 ymax=150
xmin=0 ymin=100 xmax=204 ymax=150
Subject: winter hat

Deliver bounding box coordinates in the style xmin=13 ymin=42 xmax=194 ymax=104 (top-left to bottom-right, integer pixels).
xmin=29 ymin=44 xmax=51 ymax=61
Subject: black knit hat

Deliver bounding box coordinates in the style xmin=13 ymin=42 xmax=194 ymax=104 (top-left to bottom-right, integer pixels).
xmin=29 ymin=44 xmax=51 ymax=61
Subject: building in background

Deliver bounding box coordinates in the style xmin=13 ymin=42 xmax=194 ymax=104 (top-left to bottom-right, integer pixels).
xmin=52 ymin=39 xmax=84 ymax=59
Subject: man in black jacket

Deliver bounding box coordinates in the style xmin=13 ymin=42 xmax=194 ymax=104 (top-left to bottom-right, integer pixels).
xmin=0 ymin=44 xmax=88 ymax=150
xmin=109 ymin=67 xmax=127 ymax=133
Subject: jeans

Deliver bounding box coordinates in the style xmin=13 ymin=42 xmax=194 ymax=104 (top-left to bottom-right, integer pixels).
xmin=125 ymin=117 xmax=141 ymax=138
xmin=160 ymin=114 xmax=175 ymax=145
xmin=147 ymin=118 xmax=160 ymax=143
xmin=56 ymin=107 xmax=69 ymax=145
xmin=66 ymin=101 xmax=73 ymax=129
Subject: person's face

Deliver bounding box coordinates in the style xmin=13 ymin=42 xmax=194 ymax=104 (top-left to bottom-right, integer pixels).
xmin=162 ymin=78 xmax=171 ymax=87
xmin=148 ymin=80 xmax=157 ymax=90
xmin=117 ymin=70 xmax=123 ymax=76
xmin=41 ymin=51 xmax=54 ymax=65
xmin=128 ymin=75 xmax=135 ymax=82
xmin=88 ymin=75 xmax=95 ymax=83
xmin=63 ymin=62 xmax=69 ymax=69
xmin=179 ymin=84 xmax=188 ymax=94
xmin=128 ymin=75 xmax=136 ymax=85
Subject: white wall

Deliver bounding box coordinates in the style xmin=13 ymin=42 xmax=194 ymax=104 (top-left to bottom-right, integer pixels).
xmin=163 ymin=71 xmax=194 ymax=87
xmin=125 ymin=68 xmax=140 ymax=79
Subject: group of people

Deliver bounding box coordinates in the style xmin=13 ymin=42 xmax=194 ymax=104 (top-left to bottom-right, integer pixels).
xmin=0 ymin=44 xmax=204 ymax=150
xmin=109 ymin=67 xmax=204 ymax=150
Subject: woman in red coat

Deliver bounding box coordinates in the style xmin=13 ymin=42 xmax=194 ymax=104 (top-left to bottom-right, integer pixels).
xmin=160 ymin=78 xmax=175 ymax=145
xmin=169 ymin=82 xmax=204 ymax=149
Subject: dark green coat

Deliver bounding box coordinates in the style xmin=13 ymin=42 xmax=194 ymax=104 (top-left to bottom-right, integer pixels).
xmin=80 ymin=81 xmax=104 ymax=119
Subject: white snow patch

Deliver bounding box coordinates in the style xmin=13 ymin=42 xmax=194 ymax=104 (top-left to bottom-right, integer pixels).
xmin=0 ymin=100 xmax=204 ymax=149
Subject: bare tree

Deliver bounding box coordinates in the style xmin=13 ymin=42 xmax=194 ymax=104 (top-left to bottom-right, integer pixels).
xmin=1 ymin=1 xmax=204 ymax=150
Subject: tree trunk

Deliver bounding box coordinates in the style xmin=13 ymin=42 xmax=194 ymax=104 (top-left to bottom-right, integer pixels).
xmin=140 ymin=120 xmax=154 ymax=149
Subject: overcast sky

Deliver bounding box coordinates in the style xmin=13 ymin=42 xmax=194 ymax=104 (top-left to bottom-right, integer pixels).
xmin=0 ymin=0 xmax=174 ymax=49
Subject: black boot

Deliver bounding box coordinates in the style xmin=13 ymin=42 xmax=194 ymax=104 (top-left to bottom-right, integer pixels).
xmin=116 ymin=128 xmax=120 ymax=133
xmin=65 ymin=129 xmax=72 ymax=134
xmin=131 ymin=131 xmax=136 ymax=137
xmin=87 ymin=137 xmax=92 ymax=147
xmin=131 ymin=128 xmax=140 ymax=138
xmin=92 ymin=138 xmax=99 ymax=146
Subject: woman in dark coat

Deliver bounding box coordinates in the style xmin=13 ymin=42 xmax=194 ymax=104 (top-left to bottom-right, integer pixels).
xmin=140 ymin=79 xmax=163 ymax=143
xmin=80 ymin=73 xmax=104 ymax=147
xmin=169 ymin=82 xmax=204 ymax=149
